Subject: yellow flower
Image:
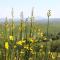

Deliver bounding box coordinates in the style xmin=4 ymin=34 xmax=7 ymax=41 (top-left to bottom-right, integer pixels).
xmin=9 ymin=35 xmax=14 ymax=41
xmin=24 ymin=45 xmax=29 ymax=49
xmin=24 ymin=45 xmax=33 ymax=50
xmin=14 ymin=45 xmax=17 ymax=48
xmin=52 ymin=55 xmax=55 ymax=59
xmin=40 ymin=45 xmax=43 ymax=48
xmin=20 ymin=51 xmax=24 ymax=54
xmin=40 ymin=32 xmax=44 ymax=37
xmin=29 ymin=38 xmax=34 ymax=43
xmin=16 ymin=41 xmax=23 ymax=45
xmin=5 ymin=42 xmax=9 ymax=49
xmin=14 ymin=57 xmax=16 ymax=60
xmin=22 ymin=40 xmax=25 ymax=43
xmin=30 ymin=47 xmax=33 ymax=51
xmin=16 ymin=39 xmax=25 ymax=45
xmin=44 ymin=37 xmax=47 ymax=40
xmin=29 ymin=57 xmax=32 ymax=60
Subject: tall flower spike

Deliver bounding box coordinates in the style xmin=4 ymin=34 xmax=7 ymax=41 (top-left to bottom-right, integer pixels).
xmin=31 ymin=7 xmax=34 ymax=19
xmin=5 ymin=17 xmax=8 ymax=29
xmin=20 ymin=11 xmax=23 ymax=20
xmin=11 ymin=8 xmax=14 ymax=35
xmin=47 ymin=10 xmax=51 ymax=17
xmin=11 ymin=8 xmax=14 ymax=20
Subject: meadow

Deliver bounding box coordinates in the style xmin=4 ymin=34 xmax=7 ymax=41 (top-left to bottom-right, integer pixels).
xmin=0 ymin=10 xmax=60 ymax=60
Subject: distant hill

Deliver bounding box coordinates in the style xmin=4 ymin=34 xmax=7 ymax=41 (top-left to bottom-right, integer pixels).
xmin=0 ymin=18 xmax=60 ymax=24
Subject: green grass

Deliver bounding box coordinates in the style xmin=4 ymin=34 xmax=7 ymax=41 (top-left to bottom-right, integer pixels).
xmin=0 ymin=22 xmax=60 ymax=60
xmin=38 ymin=23 xmax=60 ymax=34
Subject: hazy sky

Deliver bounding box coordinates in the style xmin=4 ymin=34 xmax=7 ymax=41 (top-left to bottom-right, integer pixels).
xmin=0 ymin=0 xmax=60 ymax=18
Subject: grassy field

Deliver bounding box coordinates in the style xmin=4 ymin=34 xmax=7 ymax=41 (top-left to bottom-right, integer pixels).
xmin=0 ymin=19 xmax=60 ymax=60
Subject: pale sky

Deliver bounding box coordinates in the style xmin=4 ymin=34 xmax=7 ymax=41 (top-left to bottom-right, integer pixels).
xmin=0 ymin=0 xmax=60 ymax=18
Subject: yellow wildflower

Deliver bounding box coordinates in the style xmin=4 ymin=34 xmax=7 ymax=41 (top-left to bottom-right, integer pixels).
xmin=52 ymin=55 xmax=55 ymax=59
xmin=9 ymin=35 xmax=14 ymax=41
xmin=29 ymin=38 xmax=34 ymax=43
xmin=24 ymin=45 xmax=29 ymax=49
xmin=44 ymin=37 xmax=47 ymax=40
xmin=40 ymin=32 xmax=44 ymax=37
xmin=20 ymin=51 xmax=24 ymax=53
xmin=40 ymin=45 xmax=43 ymax=48
xmin=14 ymin=45 xmax=17 ymax=48
xmin=24 ymin=45 xmax=33 ymax=50
xmin=29 ymin=57 xmax=32 ymax=60
xmin=5 ymin=42 xmax=9 ymax=49
xmin=30 ymin=47 xmax=33 ymax=51
xmin=22 ymin=40 xmax=25 ymax=43
xmin=16 ymin=41 xmax=23 ymax=45
xmin=14 ymin=57 xmax=16 ymax=60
